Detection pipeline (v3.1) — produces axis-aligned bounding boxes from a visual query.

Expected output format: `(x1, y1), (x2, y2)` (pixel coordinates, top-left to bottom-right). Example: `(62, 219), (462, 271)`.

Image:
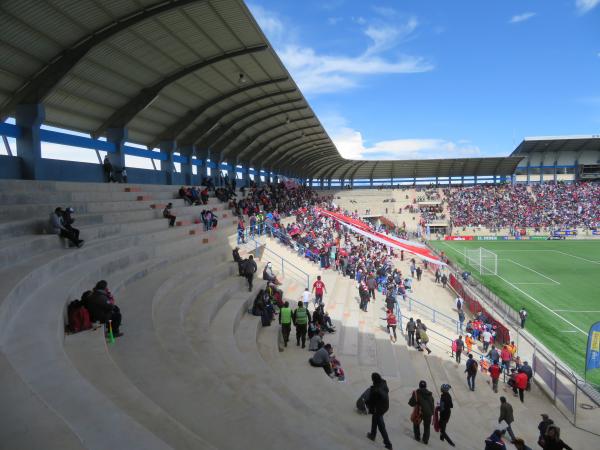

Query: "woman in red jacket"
(385, 309), (397, 343)
(513, 371), (528, 403)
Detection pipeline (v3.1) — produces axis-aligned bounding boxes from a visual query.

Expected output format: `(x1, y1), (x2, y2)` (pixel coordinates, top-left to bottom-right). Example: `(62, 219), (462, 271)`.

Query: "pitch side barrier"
(427, 244), (600, 434)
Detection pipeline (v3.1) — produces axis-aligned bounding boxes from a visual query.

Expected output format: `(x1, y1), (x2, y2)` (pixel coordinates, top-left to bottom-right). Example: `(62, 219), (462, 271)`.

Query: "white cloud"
(364, 17), (418, 55)
(322, 113), (480, 160)
(509, 12), (536, 23)
(575, 0), (600, 14)
(327, 17), (343, 25)
(249, 5), (432, 94)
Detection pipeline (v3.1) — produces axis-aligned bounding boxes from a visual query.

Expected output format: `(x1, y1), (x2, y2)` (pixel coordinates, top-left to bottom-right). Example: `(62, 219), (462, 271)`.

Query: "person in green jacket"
(293, 300), (310, 348)
(279, 301), (292, 347)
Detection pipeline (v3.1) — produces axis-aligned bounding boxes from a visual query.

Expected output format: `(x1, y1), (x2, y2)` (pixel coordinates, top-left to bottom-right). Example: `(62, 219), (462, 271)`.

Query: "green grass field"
(430, 239), (600, 384)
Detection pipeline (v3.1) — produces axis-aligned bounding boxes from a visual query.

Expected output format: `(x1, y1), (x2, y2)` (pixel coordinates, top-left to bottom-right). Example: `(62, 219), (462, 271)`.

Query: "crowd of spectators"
(444, 182), (600, 230)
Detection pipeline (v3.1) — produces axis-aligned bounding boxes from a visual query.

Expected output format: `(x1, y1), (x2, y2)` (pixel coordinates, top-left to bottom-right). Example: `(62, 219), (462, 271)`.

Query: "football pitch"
(429, 239), (600, 384)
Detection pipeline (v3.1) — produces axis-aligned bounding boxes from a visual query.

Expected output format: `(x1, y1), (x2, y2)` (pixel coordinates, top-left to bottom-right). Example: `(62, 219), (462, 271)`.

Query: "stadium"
(0, 1), (599, 449)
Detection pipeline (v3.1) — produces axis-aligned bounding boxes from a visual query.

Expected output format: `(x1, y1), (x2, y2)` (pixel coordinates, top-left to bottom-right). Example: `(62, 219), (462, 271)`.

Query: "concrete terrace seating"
(1, 180), (596, 449)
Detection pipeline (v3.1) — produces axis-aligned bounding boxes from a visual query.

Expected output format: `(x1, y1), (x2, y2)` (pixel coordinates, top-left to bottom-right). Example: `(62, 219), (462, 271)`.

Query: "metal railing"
(404, 294), (461, 335)
(238, 223), (311, 289)
(426, 244), (600, 433)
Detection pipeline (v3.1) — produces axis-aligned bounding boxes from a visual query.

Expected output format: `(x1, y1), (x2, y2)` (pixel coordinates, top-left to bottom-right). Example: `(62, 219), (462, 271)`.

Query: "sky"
(248, 0), (600, 160)
(1, 0), (599, 166)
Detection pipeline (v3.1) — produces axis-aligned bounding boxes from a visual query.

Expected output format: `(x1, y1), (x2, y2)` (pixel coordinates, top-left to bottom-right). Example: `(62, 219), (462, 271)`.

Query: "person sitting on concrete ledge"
(309, 330), (324, 351)
(313, 304), (336, 333)
(309, 343), (334, 377)
(50, 207), (84, 248)
(87, 280), (123, 338)
(61, 207), (81, 243)
(163, 203), (176, 227)
(262, 262), (282, 285)
(178, 186), (193, 205)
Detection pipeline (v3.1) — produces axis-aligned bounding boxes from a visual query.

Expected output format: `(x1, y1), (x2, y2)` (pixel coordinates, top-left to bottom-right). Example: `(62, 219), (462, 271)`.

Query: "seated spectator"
(262, 262), (282, 285)
(50, 207), (84, 247)
(61, 207), (81, 242)
(163, 203), (176, 227)
(87, 280), (122, 337)
(309, 343), (334, 377)
(309, 330), (324, 351)
(179, 186), (193, 205)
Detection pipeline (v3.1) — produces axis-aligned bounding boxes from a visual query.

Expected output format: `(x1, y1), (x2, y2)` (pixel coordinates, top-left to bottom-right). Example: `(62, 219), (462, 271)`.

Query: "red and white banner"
(316, 208), (445, 265)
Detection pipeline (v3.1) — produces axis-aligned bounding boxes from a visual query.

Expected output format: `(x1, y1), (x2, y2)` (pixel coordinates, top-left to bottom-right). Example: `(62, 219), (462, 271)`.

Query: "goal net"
(464, 247), (498, 275)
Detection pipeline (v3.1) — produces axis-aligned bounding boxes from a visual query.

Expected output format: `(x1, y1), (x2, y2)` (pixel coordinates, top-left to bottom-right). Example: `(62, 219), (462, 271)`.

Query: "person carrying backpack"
(465, 353), (478, 391)
(366, 372), (393, 450)
(408, 380), (434, 444)
(67, 299), (92, 333)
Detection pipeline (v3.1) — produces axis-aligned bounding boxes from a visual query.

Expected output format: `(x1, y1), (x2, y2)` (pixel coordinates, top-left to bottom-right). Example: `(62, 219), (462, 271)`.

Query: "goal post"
(464, 247), (498, 276)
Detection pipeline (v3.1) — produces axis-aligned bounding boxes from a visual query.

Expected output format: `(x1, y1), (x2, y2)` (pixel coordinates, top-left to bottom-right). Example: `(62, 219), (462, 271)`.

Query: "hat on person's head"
(67, 207), (74, 213)
(371, 372), (382, 383)
(419, 380), (427, 389)
(441, 384), (451, 392)
(267, 262), (272, 267)
(541, 413), (549, 419)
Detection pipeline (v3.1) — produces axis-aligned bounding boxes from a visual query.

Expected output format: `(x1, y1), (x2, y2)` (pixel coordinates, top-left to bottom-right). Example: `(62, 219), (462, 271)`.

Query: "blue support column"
(159, 140), (176, 185)
(106, 127), (127, 174)
(15, 104), (45, 180)
(179, 144), (195, 185)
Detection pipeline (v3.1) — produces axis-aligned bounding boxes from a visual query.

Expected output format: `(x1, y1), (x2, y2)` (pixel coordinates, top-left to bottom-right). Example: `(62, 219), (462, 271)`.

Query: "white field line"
(553, 310), (600, 313)
(506, 259), (560, 285)
(559, 330), (578, 333)
(495, 273), (588, 336)
(551, 250), (600, 265)
(513, 282), (554, 285)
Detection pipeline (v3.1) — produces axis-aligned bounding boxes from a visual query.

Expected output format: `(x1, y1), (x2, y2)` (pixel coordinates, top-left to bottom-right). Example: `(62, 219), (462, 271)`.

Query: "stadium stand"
(1, 1), (599, 449)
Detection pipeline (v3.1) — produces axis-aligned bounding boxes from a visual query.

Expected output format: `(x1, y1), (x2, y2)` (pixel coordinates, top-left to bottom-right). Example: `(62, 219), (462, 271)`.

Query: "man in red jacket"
(513, 371), (528, 403)
(489, 361), (501, 393)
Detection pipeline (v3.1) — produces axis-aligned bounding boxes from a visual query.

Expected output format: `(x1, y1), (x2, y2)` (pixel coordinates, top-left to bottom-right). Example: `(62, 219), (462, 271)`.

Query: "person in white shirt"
(482, 329), (492, 351)
(302, 288), (311, 308)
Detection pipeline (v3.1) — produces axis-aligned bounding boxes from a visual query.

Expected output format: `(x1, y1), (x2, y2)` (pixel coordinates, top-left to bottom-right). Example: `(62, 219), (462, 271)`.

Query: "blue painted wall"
(0, 155), (22, 179)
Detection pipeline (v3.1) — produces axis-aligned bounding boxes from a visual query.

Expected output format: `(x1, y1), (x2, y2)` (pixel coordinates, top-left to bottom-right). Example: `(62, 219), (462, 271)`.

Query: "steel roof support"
(151, 78), (290, 147)
(0, 0), (202, 120)
(229, 116), (314, 162)
(255, 132), (324, 167)
(200, 98), (302, 149)
(264, 136), (328, 168)
(94, 45), (268, 137)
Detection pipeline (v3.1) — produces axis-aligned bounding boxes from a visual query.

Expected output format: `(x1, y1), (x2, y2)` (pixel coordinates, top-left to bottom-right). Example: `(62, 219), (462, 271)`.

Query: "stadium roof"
(511, 135), (600, 156)
(0, 0), (522, 179)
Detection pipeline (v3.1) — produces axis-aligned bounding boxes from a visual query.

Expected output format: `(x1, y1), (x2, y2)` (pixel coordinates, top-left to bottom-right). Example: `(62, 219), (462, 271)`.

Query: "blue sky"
(249, 0), (600, 160)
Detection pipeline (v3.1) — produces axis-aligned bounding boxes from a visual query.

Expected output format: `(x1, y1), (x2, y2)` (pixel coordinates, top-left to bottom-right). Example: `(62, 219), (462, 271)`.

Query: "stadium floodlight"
(464, 247), (498, 276)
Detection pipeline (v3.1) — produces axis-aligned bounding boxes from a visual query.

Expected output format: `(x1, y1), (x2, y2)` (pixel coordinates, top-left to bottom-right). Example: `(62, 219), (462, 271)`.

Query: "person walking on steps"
(366, 372), (393, 450)
(384, 309), (397, 343)
(293, 300), (310, 348)
(279, 301), (292, 347)
(406, 317), (416, 347)
(489, 361), (501, 393)
(465, 353), (478, 391)
(439, 384), (455, 447)
(498, 396), (516, 441)
(408, 380), (434, 444)
(452, 335), (463, 364)
(243, 255), (257, 292)
(312, 275), (326, 305)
